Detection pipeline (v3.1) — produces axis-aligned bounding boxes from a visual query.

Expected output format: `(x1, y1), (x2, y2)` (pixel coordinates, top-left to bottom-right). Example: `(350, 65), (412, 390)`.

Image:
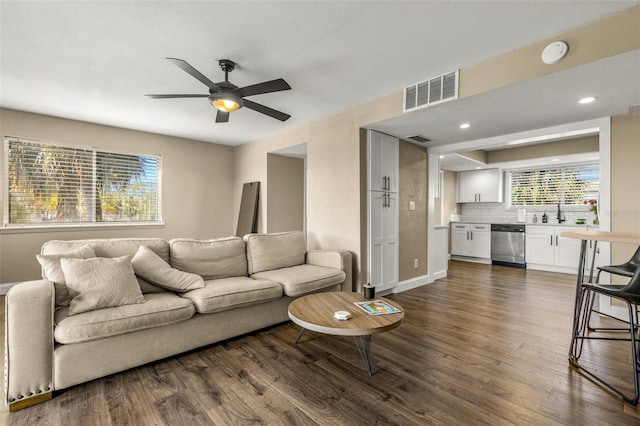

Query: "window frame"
(3, 136), (163, 230)
(506, 162), (599, 211)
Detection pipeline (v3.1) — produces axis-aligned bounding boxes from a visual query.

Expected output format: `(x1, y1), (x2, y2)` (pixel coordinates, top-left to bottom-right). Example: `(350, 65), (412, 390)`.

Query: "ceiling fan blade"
(166, 57), (218, 91)
(236, 78), (291, 97)
(216, 110), (230, 123)
(243, 99), (291, 122)
(145, 94), (209, 99)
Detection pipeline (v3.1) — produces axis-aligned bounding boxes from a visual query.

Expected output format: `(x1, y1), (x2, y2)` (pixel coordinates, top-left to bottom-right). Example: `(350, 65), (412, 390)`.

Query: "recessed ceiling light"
(578, 97), (596, 104)
(551, 158), (559, 162)
(439, 155), (445, 159)
(475, 166), (482, 170)
(460, 123), (470, 129)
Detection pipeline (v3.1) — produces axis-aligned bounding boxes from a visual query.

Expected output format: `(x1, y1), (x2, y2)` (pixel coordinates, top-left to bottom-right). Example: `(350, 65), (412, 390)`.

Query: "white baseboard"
(431, 270), (448, 281)
(394, 275), (430, 294)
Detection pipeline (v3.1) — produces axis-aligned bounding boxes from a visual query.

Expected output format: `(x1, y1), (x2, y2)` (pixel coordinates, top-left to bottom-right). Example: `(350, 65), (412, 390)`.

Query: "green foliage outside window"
(510, 164), (599, 207)
(5, 138), (160, 225)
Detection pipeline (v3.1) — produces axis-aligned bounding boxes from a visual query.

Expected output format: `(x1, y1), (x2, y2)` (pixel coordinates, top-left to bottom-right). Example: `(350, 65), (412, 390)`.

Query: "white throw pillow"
(61, 256), (145, 316)
(36, 244), (96, 307)
(131, 245), (204, 292)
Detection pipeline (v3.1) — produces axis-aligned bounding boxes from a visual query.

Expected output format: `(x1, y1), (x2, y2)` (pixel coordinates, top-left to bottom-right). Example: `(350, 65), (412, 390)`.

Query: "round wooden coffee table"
(288, 292), (404, 375)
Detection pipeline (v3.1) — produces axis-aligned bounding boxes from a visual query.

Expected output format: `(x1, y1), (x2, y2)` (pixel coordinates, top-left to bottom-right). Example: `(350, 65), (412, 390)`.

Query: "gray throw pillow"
(131, 245), (204, 292)
(36, 244), (96, 307)
(61, 256), (145, 316)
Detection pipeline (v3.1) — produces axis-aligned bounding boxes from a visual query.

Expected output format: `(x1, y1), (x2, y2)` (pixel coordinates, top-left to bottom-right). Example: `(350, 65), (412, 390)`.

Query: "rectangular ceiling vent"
(404, 70), (459, 113)
(406, 135), (432, 143)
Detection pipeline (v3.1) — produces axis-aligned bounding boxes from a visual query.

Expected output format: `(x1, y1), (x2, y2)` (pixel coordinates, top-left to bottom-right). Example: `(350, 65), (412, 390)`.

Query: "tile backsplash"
(459, 202), (598, 225)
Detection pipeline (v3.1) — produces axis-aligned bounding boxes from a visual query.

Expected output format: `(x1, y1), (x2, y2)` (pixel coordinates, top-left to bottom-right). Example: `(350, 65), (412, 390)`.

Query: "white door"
(368, 191), (398, 292)
(451, 229), (470, 256)
(382, 135), (399, 193)
(469, 230), (491, 258)
(381, 192), (399, 292)
(555, 227), (583, 269)
(368, 191), (385, 288)
(526, 233), (555, 265)
(368, 131), (385, 192)
(457, 171), (477, 203)
(476, 169), (502, 203)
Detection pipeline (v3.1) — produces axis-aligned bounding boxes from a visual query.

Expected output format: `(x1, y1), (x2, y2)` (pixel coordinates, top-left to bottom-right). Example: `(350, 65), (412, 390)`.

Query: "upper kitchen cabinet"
(368, 130), (399, 193)
(456, 169), (503, 203)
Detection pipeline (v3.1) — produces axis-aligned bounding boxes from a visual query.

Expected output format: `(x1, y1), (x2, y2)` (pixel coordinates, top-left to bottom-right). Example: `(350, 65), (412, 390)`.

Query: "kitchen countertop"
(450, 221), (597, 227)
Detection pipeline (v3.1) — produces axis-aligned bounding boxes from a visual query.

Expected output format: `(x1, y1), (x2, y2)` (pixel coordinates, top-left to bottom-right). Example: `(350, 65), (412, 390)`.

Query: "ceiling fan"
(146, 58), (291, 123)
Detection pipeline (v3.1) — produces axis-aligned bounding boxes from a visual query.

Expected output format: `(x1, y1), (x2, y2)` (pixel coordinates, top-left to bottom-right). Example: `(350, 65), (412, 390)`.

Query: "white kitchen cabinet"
(367, 130), (399, 293)
(450, 223), (490, 259)
(368, 190), (398, 293)
(526, 225), (595, 273)
(368, 130), (398, 193)
(451, 223), (471, 256)
(456, 169), (503, 203)
(525, 226), (555, 265)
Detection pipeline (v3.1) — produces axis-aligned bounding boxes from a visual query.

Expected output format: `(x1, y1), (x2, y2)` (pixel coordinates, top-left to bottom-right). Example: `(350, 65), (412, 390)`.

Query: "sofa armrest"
(306, 250), (353, 292)
(5, 280), (55, 410)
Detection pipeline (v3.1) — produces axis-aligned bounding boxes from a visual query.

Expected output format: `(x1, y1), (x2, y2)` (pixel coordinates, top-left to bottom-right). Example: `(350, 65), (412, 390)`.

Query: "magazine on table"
(354, 300), (401, 316)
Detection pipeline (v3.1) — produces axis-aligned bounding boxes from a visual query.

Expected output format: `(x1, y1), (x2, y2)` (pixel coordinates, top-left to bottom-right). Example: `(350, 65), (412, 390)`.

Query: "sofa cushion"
(61, 256), (146, 316)
(251, 264), (346, 297)
(42, 237), (170, 261)
(180, 277), (282, 314)
(54, 292), (195, 344)
(36, 244), (96, 307)
(132, 245), (204, 292)
(42, 238), (170, 294)
(169, 237), (247, 279)
(244, 231), (306, 274)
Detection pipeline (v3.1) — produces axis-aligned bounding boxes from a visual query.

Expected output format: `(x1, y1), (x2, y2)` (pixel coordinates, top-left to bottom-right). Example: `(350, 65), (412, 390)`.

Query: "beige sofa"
(4, 231), (352, 411)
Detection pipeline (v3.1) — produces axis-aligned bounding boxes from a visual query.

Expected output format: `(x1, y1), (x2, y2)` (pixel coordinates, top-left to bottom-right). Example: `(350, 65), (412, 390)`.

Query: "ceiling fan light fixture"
(208, 94), (243, 112)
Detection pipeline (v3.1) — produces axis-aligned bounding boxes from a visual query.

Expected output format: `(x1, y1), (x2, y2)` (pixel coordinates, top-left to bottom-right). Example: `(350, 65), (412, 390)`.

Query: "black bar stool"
(571, 266), (640, 405)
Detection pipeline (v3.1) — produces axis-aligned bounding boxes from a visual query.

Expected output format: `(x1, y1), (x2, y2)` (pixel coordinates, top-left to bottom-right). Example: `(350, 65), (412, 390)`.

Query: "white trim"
(394, 275), (429, 293)
(429, 118), (603, 154)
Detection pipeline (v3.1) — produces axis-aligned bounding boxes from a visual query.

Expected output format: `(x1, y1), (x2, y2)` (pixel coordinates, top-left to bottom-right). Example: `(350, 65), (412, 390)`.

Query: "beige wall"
(398, 141), (428, 280)
(266, 154), (304, 233)
(0, 108), (235, 282)
(486, 136), (599, 163)
(234, 93), (403, 288)
(610, 113), (640, 268)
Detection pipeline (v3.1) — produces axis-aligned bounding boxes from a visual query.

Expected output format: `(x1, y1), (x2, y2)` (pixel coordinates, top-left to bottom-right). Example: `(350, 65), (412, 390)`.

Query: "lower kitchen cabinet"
(526, 225), (595, 273)
(451, 223), (491, 260)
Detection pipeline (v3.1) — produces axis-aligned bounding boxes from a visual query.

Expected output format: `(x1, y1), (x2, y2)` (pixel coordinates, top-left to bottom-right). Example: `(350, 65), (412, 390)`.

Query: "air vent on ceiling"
(406, 135), (432, 143)
(404, 70), (459, 112)
(629, 104), (640, 114)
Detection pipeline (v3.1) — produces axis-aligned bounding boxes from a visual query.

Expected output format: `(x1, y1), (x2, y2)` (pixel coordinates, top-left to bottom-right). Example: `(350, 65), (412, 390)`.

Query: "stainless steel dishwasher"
(491, 223), (526, 267)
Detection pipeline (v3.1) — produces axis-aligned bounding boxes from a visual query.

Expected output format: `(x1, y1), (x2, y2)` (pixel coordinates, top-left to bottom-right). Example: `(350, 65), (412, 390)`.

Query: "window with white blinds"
(509, 164), (599, 207)
(5, 137), (161, 226)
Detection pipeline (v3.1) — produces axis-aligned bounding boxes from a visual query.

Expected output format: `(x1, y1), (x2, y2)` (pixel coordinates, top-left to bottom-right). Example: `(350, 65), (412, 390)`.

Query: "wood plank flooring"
(3, 261), (640, 425)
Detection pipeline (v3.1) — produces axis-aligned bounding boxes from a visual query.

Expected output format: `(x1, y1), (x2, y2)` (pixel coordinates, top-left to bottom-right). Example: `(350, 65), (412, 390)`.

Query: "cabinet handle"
(470, 231), (473, 240)
(382, 176), (386, 191)
(550, 235), (553, 246)
(555, 235), (559, 246)
(477, 193), (481, 202)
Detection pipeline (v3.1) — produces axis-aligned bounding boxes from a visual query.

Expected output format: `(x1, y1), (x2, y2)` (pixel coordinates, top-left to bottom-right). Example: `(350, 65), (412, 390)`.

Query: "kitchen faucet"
(557, 203), (565, 223)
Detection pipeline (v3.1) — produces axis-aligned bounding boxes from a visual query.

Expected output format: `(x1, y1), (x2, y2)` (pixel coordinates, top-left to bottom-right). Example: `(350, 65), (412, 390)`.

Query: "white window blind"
(510, 164), (599, 207)
(5, 137), (160, 226)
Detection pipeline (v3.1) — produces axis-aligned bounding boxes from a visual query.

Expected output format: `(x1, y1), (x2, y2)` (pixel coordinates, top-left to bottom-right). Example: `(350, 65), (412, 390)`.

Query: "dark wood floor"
(4, 261), (640, 425)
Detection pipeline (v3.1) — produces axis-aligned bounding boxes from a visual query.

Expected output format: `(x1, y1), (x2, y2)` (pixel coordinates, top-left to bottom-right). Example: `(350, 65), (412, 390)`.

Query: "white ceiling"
(1, 1), (638, 147)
